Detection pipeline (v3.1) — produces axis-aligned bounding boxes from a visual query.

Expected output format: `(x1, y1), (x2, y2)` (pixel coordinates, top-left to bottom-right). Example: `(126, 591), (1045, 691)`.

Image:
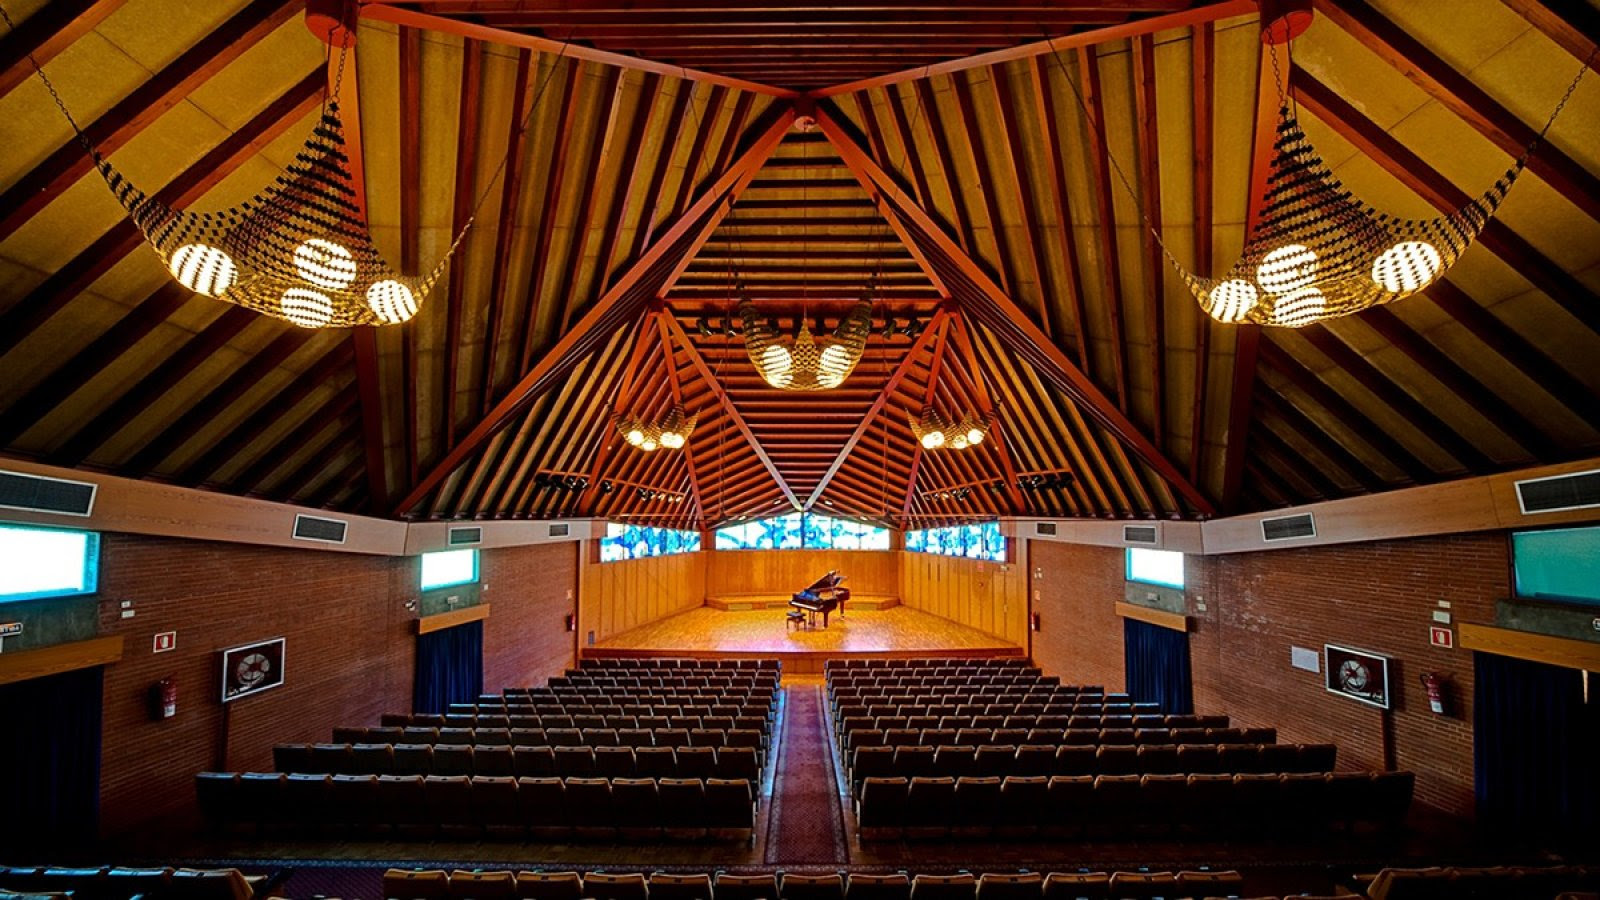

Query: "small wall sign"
(0, 622), (22, 638)
(153, 631), (177, 653)
(1429, 626), (1454, 649)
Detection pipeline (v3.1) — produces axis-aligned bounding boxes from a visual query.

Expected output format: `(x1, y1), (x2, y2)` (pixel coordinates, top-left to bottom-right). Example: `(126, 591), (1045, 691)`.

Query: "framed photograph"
(1324, 644), (1391, 709)
(220, 637), (286, 703)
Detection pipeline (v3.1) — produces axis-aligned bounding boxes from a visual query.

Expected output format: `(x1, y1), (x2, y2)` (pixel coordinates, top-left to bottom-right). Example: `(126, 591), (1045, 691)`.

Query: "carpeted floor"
(764, 686), (848, 864)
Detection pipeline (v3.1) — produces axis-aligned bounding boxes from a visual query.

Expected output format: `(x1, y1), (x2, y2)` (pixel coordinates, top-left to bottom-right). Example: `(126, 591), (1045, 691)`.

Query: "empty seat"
(553, 746), (596, 776)
(1014, 745), (1057, 777)
(716, 745), (760, 781)
(424, 775), (475, 832)
(857, 776), (909, 839)
(676, 746), (717, 779)
(648, 873), (711, 900)
(1040, 872), (1108, 900)
(998, 775), (1049, 835)
(715, 873), (778, 900)
(594, 746), (637, 778)
(385, 869), (451, 900)
(474, 745), (515, 777)
(611, 777), (661, 837)
(1174, 870), (1244, 898)
(1095, 745), (1140, 776)
(582, 873), (649, 900)
(516, 777), (567, 836)
(904, 776), (956, 838)
(952, 775), (1002, 837)
(974, 873), (1040, 900)
(635, 746), (678, 778)
(1105, 871), (1176, 900)
(451, 870), (518, 900)
(704, 777), (755, 833)
(847, 874), (911, 900)
(393, 744), (434, 775)
(783, 873), (846, 900)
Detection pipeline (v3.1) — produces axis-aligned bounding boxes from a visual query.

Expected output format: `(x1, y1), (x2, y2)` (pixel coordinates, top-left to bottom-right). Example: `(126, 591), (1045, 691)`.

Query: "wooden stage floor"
(588, 606), (1023, 673)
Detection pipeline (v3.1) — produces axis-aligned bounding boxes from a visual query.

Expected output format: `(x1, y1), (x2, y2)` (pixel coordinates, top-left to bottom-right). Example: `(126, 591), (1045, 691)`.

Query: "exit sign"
(153, 631), (177, 653)
(0, 622), (22, 638)
(1429, 625), (1454, 649)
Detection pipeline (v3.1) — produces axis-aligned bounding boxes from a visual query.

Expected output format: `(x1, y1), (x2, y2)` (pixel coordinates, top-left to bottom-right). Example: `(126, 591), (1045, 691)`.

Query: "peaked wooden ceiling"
(1, 0), (1597, 529)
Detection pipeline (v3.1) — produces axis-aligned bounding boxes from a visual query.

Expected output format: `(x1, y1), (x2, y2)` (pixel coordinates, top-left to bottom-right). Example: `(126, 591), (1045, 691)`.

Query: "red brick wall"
(1028, 532), (1508, 820)
(92, 534), (578, 839)
(1028, 541), (1127, 691)
(1191, 533), (1505, 819)
(481, 542), (578, 692)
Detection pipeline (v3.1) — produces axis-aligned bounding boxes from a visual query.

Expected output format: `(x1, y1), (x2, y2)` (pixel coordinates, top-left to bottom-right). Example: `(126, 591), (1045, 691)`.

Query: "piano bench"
(785, 610), (807, 631)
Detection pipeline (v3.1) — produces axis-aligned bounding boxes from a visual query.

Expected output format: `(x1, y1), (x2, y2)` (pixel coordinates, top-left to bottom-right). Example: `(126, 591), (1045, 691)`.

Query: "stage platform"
(585, 606), (1024, 674)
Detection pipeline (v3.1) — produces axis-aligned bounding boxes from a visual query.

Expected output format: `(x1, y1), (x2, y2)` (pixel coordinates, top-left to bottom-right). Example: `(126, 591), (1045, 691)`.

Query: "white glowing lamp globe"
(760, 344), (793, 388)
(1206, 279), (1259, 323)
(966, 427), (986, 446)
(920, 430), (945, 450)
(819, 343), (853, 374)
(640, 437), (659, 452)
(1371, 240), (1443, 295)
(660, 431), (685, 449)
(367, 280), (418, 323)
(281, 287), (334, 328)
(950, 434), (970, 450)
(1256, 243), (1319, 293)
(625, 428), (646, 447)
(168, 243), (237, 297)
(293, 238), (358, 290)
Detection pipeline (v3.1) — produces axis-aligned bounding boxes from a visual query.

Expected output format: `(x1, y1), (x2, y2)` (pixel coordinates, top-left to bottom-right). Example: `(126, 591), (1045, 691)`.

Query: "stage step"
(705, 593), (900, 612)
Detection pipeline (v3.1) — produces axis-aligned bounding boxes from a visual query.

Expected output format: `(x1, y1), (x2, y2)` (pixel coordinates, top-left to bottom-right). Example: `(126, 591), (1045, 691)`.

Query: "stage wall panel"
(579, 550), (707, 644)
(899, 552), (1027, 647)
(706, 549), (899, 598)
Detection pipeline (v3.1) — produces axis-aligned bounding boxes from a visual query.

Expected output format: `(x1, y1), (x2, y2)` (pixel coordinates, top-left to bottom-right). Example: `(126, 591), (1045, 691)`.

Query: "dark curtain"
(1123, 617), (1194, 715)
(0, 665), (104, 849)
(1473, 651), (1599, 843)
(414, 619), (484, 715)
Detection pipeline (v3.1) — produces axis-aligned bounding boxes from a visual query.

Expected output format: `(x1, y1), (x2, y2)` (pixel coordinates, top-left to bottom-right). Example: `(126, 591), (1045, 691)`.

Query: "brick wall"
(1028, 532), (1508, 820)
(1191, 533), (1504, 819)
(481, 542), (578, 693)
(1027, 540), (1127, 691)
(91, 533), (578, 839)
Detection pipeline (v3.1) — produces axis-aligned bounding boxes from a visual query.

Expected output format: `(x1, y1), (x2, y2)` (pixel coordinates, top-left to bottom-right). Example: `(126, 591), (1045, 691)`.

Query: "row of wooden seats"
(273, 742), (762, 781)
(442, 701), (775, 718)
(0, 868), (270, 900)
(836, 712), (1216, 734)
(575, 658), (779, 669)
(351, 723), (770, 748)
(472, 689), (777, 707)
(840, 727), (1271, 756)
(194, 773), (756, 841)
(830, 693), (1141, 712)
(1357, 866), (1600, 900)
(382, 869), (1248, 900)
(848, 742), (1336, 789)
(825, 657), (1031, 669)
(417, 712), (774, 734)
(547, 673), (778, 688)
(829, 681), (1066, 698)
(854, 771), (1413, 839)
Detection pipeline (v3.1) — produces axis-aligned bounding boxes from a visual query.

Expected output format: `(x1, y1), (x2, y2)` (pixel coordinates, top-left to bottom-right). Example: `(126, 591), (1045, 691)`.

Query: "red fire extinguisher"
(1419, 671), (1447, 716)
(149, 676), (177, 720)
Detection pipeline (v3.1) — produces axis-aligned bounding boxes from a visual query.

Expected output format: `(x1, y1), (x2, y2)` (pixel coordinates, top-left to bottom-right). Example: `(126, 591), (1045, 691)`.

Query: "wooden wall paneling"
(705, 549), (899, 599)
(897, 551), (1026, 646)
(578, 549), (708, 646)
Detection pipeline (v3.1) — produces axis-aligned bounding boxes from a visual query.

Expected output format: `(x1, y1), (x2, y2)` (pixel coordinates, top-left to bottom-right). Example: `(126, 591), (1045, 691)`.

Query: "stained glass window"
(713, 513), (890, 550)
(905, 521), (1006, 562)
(599, 523), (702, 562)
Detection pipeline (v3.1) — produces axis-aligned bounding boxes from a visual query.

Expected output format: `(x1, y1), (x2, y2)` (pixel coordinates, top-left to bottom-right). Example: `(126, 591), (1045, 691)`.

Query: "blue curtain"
(414, 619), (484, 715)
(1473, 651), (1599, 842)
(0, 665), (104, 849)
(1123, 617), (1194, 714)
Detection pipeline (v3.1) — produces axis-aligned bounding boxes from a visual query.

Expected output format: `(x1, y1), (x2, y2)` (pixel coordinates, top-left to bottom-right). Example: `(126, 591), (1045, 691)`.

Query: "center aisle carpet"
(764, 686), (848, 864)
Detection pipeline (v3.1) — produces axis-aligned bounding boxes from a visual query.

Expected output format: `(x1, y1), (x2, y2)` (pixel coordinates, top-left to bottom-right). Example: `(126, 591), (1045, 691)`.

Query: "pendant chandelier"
(616, 405), (697, 452)
(739, 301), (873, 391)
(1182, 108), (1518, 327)
(908, 409), (992, 450)
(99, 100), (454, 328)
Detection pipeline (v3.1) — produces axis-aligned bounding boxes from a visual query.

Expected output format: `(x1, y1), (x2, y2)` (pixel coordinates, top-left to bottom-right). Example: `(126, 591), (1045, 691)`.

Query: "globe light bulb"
(625, 428), (645, 447)
(951, 434), (969, 450)
(280, 287), (333, 328)
(1206, 279), (1259, 323)
(1256, 243), (1319, 293)
(660, 431), (685, 449)
(168, 243), (237, 297)
(921, 431), (945, 450)
(640, 437), (658, 452)
(367, 279), (418, 323)
(966, 427), (986, 445)
(293, 238), (358, 290)
(1371, 240), (1443, 295)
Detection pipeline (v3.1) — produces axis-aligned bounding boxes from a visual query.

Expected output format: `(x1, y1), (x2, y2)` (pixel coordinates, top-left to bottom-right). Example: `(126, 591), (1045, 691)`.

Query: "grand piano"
(790, 570), (850, 628)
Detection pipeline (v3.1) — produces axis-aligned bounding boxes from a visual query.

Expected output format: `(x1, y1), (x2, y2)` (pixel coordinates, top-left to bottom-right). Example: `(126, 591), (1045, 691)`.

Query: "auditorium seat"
(352, 742), (397, 774)
(517, 777), (567, 837)
(1040, 872), (1108, 900)
(676, 746), (718, 779)
(394, 743), (434, 775)
(564, 777), (614, 836)
(450, 870), (517, 900)
(474, 745), (515, 777)
(704, 777), (756, 837)
(904, 776), (956, 838)
(513, 745), (556, 777)
(997, 775), (1048, 836)
(714, 873), (778, 900)
(857, 776), (908, 839)
(194, 772), (238, 829)
(716, 746), (760, 781)
(846, 874), (910, 900)
(952, 775), (1001, 837)
(782, 873), (845, 900)
(635, 746), (678, 778)
(554, 746), (596, 776)
(581, 874), (648, 900)
(330, 773), (381, 831)
(647, 873), (711, 900)
(385, 869), (452, 900)
(1174, 870), (1244, 897)
(657, 777), (707, 835)
(612, 777), (661, 838)
(974, 874), (1039, 900)
(1105, 871), (1175, 900)
(594, 746), (637, 778)
(426, 775), (476, 834)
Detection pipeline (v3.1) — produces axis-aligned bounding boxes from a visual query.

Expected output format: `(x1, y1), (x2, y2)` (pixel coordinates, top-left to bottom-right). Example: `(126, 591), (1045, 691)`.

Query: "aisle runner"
(764, 686), (848, 864)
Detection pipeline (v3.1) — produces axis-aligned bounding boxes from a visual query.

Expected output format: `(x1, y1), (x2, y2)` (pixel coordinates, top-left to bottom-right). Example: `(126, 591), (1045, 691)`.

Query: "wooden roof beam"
(1319, 0), (1600, 224)
(813, 0), (1254, 97)
(1188, 21), (1216, 487)
(1074, 46), (1130, 413)
(948, 311), (1028, 514)
(1499, 0), (1600, 63)
(0, 0), (128, 100)
(817, 105), (1214, 516)
(391, 105), (796, 516)
(359, 3), (798, 97)
(479, 49), (539, 417)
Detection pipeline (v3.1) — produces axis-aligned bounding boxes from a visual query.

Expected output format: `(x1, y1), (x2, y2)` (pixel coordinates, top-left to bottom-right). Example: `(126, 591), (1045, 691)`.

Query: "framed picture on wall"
(1324, 644), (1391, 709)
(221, 637), (286, 703)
